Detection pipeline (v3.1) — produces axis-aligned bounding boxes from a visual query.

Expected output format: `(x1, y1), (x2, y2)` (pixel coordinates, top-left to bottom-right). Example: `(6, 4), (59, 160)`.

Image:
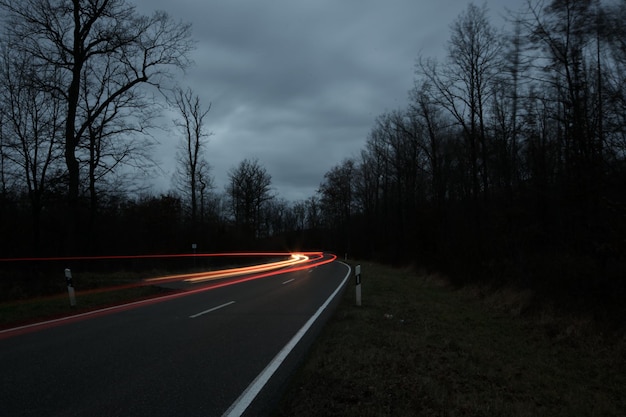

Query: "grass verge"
(0, 284), (173, 329)
(273, 261), (626, 417)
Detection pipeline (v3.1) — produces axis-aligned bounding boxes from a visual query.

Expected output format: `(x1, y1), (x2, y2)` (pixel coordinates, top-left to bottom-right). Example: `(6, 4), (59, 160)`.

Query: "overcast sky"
(137, 0), (524, 202)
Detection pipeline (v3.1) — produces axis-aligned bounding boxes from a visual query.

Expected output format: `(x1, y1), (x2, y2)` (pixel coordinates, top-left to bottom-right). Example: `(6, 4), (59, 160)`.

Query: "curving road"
(0, 254), (350, 417)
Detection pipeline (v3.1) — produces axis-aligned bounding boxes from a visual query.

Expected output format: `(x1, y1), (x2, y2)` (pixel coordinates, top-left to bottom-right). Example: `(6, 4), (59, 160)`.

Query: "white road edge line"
(189, 301), (236, 319)
(221, 261), (351, 417)
(281, 278), (295, 285)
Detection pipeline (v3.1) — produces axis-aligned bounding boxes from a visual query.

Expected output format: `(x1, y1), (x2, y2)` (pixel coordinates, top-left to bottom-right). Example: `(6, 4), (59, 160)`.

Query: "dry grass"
(0, 278), (173, 329)
(274, 262), (626, 417)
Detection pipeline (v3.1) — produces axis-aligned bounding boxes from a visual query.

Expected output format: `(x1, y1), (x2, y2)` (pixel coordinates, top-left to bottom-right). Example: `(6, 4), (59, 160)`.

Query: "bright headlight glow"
(143, 252), (313, 285)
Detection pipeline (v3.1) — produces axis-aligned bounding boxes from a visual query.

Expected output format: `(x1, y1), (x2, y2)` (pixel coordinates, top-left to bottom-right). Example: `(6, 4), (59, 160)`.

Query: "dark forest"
(1, 1), (625, 321)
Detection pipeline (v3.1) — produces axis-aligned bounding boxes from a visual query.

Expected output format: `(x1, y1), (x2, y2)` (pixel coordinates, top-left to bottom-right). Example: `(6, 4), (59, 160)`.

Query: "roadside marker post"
(65, 268), (76, 307)
(355, 264), (361, 306)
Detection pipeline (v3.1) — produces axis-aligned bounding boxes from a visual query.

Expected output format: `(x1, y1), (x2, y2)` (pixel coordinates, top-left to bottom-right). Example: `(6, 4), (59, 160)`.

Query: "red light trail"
(0, 251), (316, 262)
(144, 253), (313, 285)
(0, 252), (337, 339)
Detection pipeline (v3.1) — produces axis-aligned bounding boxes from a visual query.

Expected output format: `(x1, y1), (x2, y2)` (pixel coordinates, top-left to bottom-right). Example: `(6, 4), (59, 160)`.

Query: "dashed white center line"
(282, 278), (295, 285)
(189, 301), (235, 319)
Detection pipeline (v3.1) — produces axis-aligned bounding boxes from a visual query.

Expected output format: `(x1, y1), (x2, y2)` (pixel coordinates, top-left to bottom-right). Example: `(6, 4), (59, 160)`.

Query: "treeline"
(317, 1), (626, 317)
(0, 156), (321, 256)
(0, 0), (322, 257)
(0, 0), (195, 255)
(2, 1), (626, 318)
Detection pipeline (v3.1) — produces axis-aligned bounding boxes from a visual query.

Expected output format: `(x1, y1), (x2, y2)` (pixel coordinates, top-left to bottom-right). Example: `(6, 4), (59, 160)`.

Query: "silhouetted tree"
(80, 52), (161, 247)
(227, 158), (273, 240)
(0, 0), (194, 253)
(0, 43), (65, 254)
(318, 158), (355, 253)
(171, 87), (214, 227)
(418, 3), (502, 200)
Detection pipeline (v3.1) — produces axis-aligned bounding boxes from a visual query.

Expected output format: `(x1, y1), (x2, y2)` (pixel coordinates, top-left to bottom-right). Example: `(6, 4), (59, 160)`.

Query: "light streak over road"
(0, 253), (348, 416)
(144, 253), (311, 285)
(0, 252), (336, 339)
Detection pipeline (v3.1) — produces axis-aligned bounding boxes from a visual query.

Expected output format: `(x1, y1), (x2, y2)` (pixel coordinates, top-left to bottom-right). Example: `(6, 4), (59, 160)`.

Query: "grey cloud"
(138, 0), (525, 200)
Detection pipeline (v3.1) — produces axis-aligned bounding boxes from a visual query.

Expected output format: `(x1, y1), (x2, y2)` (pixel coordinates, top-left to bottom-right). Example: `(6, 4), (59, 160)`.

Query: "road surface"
(0, 255), (350, 417)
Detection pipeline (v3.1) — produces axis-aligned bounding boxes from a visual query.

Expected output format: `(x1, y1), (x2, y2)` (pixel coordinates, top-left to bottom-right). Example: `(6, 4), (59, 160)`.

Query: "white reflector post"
(65, 268), (76, 307)
(355, 264), (361, 306)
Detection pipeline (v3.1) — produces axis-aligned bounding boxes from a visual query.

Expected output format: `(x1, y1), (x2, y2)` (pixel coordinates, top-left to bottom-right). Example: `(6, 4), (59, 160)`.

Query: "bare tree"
(305, 195), (320, 230)
(519, 0), (614, 234)
(409, 81), (453, 208)
(171, 87), (213, 226)
(79, 55), (161, 242)
(318, 158), (355, 235)
(0, 43), (65, 253)
(0, 0), (194, 251)
(226, 158), (273, 240)
(488, 15), (532, 195)
(0, 104), (13, 197)
(418, 3), (502, 199)
(604, 1), (626, 156)
(291, 200), (307, 231)
(261, 198), (288, 238)
(524, 0), (599, 180)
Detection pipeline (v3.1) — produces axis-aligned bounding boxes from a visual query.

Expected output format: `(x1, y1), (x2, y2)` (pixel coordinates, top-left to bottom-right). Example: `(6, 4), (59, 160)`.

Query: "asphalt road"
(0, 256), (350, 417)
